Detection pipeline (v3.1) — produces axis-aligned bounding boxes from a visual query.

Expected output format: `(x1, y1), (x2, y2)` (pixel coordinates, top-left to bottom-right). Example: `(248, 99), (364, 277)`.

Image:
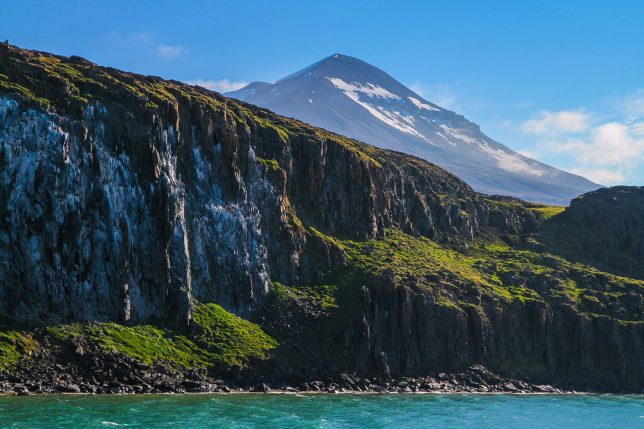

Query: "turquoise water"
(0, 394), (641, 428)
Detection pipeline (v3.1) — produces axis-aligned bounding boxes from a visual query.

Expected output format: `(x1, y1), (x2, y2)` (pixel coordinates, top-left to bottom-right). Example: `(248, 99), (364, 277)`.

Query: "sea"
(0, 393), (641, 428)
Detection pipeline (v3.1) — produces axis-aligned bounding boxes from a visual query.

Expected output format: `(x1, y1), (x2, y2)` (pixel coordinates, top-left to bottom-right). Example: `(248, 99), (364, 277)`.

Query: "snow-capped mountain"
(226, 54), (599, 205)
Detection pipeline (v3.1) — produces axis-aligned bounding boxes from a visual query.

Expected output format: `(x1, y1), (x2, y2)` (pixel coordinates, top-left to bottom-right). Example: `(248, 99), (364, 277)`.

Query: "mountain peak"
(227, 55), (599, 205)
(275, 53), (405, 90)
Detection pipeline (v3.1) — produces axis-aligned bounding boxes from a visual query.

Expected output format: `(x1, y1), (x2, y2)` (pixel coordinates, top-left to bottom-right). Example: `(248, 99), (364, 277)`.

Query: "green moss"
(272, 281), (338, 312)
(257, 157), (282, 172)
(308, 226), (346, 251)
(46, 323), (210, 368)
(485, 197), (564, 221)
(43, 303), (277, 371)
(0, 330), (38, 371)
(0, 79), (51, 108)
(341, 229), (513, 305)
(192, 303), (277, 368)
(476, 244), (643, 321)
(529, 205), (566, 220)
(255, 117), (290, 142)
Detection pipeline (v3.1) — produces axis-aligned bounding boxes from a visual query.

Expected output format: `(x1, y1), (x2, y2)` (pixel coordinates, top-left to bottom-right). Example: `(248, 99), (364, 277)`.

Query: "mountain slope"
(227, 54), (600, 205)
(0, 45), (641, 393)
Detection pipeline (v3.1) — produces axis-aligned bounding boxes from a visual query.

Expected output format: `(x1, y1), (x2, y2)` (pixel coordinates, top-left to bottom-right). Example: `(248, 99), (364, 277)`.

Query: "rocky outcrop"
(537, 186), (644, 280)
(344, 281), (642, 390)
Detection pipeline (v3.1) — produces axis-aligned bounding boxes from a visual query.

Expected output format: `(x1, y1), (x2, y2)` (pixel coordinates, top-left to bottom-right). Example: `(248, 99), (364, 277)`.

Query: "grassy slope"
(271, 228), (642, 325)
(1, 304), (276, 373)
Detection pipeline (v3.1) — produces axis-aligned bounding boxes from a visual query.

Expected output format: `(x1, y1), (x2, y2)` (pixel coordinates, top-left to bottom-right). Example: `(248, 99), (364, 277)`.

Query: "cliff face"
(0, 45), (641, 391)
(0, 44), (494, 326)
(345, 270), (642, 388)
(536, 186), (644, 280)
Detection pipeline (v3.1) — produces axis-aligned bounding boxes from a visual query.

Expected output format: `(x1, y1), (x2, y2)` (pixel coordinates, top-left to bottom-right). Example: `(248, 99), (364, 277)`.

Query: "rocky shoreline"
(2, 364), (633, 396)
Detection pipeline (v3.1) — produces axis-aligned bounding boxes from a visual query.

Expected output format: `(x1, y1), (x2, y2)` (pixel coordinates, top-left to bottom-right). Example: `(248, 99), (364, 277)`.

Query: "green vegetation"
(257, 157), (283, 173)
(46, 323), (211, 368)
(308, 228), (644, 321)
(475, 243), (643, 320)
(341, 229), (514, 305)
(254, 116), (290, 142)
(484, 197), (565, 221)
(0, 73), (51, 108)
(272, 281), (339, 313)
(191, 303), (277, 368)
(0, 329), (37, 371)
(529, 205), (565, 220)
(43, 303), (277, 371)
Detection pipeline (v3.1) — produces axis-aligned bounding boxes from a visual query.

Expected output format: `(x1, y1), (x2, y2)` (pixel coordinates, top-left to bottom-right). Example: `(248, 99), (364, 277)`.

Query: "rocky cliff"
(535, 186), (644, 280)
(0, 45), (641, 393)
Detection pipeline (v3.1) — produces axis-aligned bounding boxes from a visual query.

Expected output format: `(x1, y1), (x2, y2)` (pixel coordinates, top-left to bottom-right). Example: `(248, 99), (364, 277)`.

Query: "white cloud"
(524, 110), (644, 185)
(128, 32), (153, 44)
(186, 79), (248, 93)
(155, 44), (187, 60)
(408, 82), (459, 111)
(545, 123), (644, 169)
(614, 89), (644, 122)
(632, 121), (644, 136)
(517, 149), (541, 159)
(570, 168), (625, 185)
(521, 110), (590, 135)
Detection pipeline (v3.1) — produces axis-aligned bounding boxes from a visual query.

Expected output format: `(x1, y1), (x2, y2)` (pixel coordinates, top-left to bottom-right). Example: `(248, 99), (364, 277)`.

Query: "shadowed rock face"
(0, 45), (641, 392)
(343, 277), (642, 389)
(537, 186), (644, 280)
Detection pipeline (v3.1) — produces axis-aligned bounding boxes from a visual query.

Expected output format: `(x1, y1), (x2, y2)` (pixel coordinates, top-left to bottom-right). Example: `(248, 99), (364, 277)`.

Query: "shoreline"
(1, 390), (641, 397)
(3, 360), (640, 396)
(2, 377), (639, 396)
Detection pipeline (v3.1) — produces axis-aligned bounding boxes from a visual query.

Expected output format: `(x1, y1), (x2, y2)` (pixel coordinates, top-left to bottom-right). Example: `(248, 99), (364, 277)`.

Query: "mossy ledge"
(1, 304), (276, 381)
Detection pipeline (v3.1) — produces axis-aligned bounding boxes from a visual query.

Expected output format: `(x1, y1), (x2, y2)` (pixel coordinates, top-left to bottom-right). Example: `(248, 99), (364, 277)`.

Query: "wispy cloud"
(408, 82), (459, 111)
(186, 79), (248, 93)
(612, 88), (644, 123)
(128, 32), (153, 44)
(517, 148), (541, 159)
(156, 44), (187, 60)
(570, 167), (625, 184)
(520, 104), (644, 184)
(521, 110), (590, 136)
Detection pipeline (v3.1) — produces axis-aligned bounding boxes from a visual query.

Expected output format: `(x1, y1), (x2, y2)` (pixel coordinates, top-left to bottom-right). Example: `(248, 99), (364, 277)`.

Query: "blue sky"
(3, 1), (643, 184)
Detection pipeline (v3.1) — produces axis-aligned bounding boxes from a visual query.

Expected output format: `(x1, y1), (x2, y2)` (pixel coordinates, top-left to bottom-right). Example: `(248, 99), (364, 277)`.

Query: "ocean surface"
(0, 393), (641, 428)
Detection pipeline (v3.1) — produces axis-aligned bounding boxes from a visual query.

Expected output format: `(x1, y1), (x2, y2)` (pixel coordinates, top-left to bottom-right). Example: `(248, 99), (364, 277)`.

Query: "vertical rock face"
(0, 96), (273, 324)
(344, 281), (643, 388)
(0, 45), (499, 326)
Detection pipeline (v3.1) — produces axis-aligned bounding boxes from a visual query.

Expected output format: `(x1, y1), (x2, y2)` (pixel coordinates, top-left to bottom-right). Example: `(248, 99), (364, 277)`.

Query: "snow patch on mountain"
(326, 76), (434, 144)
(326, 77), (400, 100)
(408, 97), (439, 111)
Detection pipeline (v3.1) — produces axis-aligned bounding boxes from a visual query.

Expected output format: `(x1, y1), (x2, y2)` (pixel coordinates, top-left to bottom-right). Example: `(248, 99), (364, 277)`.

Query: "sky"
(2, 0), (643, 185)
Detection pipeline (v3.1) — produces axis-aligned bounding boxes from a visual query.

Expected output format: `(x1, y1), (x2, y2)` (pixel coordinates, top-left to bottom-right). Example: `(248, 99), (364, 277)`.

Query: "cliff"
(0, 44), (641, 393)
(535, 186), (644, 280)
